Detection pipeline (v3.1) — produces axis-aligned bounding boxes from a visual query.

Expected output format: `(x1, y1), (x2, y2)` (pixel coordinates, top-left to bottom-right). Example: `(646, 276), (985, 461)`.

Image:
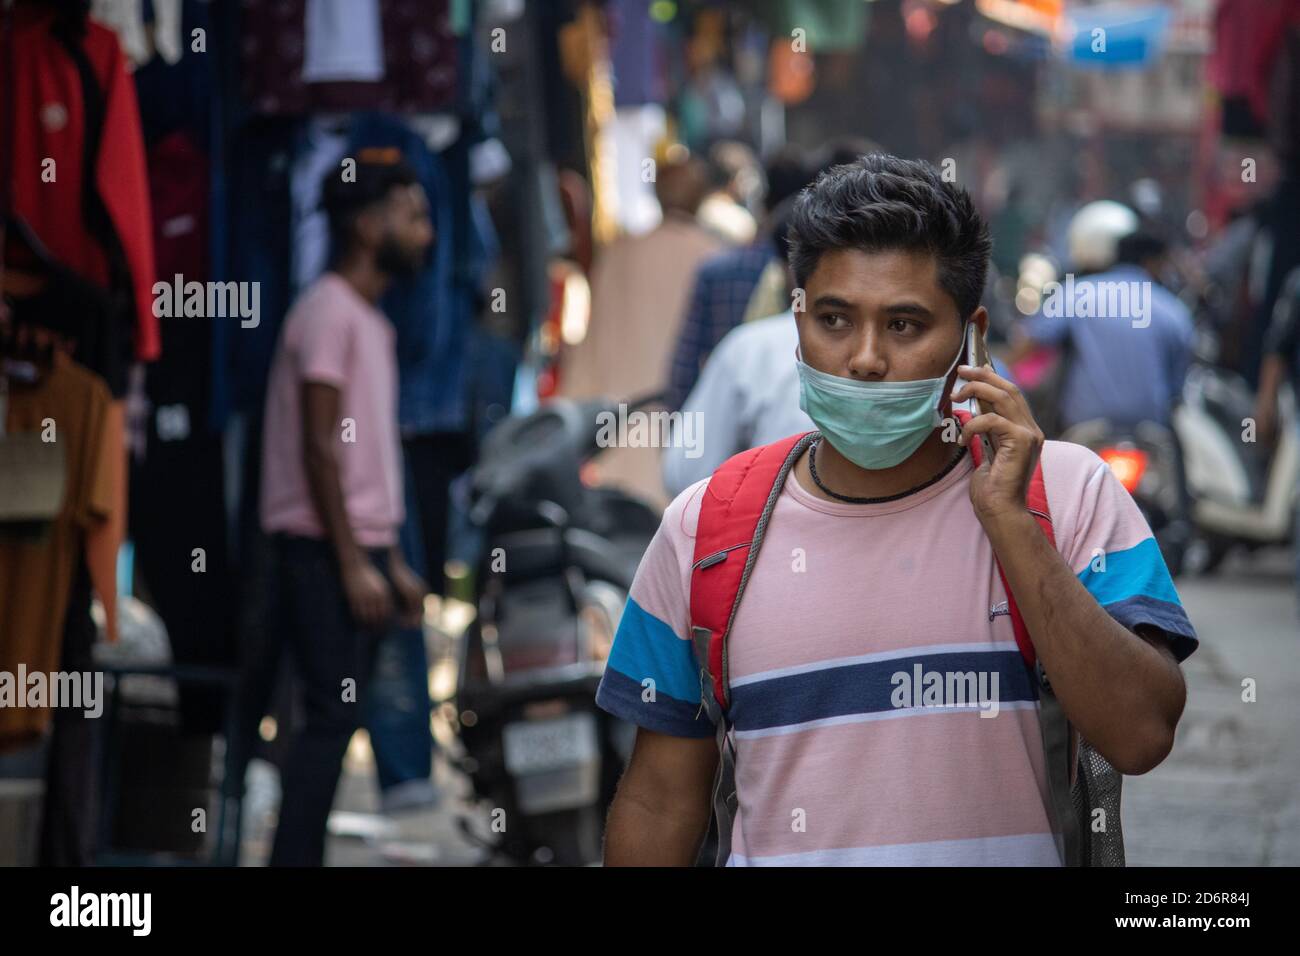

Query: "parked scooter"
(452, 395), (661, 865)
(1174, 359), (1299, 573)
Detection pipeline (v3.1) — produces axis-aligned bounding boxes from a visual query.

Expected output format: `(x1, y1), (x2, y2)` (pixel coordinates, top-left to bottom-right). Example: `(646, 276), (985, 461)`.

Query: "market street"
(238, 546), (1300, 868)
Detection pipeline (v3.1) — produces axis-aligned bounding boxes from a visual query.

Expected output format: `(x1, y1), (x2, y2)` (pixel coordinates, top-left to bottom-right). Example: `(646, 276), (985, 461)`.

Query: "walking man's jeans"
(269, 535), (389, 866)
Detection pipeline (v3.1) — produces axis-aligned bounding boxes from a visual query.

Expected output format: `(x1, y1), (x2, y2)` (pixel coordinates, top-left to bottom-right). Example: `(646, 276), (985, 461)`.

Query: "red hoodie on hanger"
(4, 6), (159, 362)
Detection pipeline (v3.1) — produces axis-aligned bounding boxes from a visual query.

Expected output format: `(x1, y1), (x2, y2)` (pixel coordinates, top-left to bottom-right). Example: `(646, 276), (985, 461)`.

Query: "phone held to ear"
(965, 322), (997, 463)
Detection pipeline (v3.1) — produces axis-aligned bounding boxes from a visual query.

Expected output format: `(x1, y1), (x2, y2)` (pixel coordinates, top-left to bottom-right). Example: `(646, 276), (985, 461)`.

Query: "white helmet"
(1067, 200), (1139, 272)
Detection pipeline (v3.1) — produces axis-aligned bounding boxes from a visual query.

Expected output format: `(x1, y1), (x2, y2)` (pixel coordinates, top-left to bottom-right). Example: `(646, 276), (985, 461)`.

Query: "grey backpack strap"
(1036, 665), (1084, 866)
(710, 719), (738, 867)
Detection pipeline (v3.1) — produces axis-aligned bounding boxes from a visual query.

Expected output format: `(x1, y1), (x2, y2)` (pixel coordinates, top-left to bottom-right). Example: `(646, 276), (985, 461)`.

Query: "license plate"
(503, 713), (598, 776)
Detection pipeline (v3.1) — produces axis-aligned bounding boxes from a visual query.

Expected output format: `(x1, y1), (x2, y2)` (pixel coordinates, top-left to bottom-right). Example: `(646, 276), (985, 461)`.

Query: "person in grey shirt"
(662, 311), (813, 497)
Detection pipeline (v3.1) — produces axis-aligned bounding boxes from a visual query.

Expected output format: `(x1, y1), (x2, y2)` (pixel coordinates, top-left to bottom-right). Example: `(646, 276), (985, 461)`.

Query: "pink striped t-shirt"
(596, 439), (1197, 866)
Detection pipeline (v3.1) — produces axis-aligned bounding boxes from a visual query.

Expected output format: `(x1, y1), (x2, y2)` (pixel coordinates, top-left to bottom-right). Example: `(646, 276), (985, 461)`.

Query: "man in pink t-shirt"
(258, 157), (434, 866)
(598, 155), (1197, 866)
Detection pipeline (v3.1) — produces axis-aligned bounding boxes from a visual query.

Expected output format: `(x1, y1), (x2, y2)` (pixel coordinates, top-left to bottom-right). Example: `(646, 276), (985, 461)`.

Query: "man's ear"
(972, 305), (990, 338)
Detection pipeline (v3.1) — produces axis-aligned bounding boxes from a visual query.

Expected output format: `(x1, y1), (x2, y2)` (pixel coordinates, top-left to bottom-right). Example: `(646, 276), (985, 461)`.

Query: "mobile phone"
(965, 322), (997, 462)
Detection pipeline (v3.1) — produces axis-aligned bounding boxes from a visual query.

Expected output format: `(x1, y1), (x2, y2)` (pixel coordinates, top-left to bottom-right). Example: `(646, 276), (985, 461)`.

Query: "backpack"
(687, 410), (1125, 867)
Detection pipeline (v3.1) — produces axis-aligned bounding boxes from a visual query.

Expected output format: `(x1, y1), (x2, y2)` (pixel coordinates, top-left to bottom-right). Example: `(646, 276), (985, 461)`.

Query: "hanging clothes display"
(128, 131), (234, 732)
(1209, 0), (1300, 137)
(0, 353), (115, 752)
(240, 0), (458, 116)
(3, 4), (159, 391)
(13, 0), (165, 654)
(302, 0), (386, 84)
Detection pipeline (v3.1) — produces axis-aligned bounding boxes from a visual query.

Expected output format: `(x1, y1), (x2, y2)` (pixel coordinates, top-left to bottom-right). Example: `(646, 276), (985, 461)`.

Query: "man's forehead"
(806, 247), (953, 312)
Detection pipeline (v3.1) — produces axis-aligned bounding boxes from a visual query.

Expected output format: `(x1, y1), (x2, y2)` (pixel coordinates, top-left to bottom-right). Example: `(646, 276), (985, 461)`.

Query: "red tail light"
(1099, 447), (1148, 493)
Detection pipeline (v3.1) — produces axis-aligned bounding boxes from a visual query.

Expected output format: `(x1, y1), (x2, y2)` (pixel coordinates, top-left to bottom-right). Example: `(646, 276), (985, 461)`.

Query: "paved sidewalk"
(1123, 548), (1300, 865)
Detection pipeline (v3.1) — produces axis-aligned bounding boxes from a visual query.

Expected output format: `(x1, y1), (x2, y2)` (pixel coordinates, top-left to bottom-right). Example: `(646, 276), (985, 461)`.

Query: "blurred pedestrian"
(697, 140), (762, 245)
(664, 144), (813, 410)
(1009, 204), (1195, 433)
(662, 209), (812, 496)
(558, 147), (722, 506)
(258, 157), (433, 866)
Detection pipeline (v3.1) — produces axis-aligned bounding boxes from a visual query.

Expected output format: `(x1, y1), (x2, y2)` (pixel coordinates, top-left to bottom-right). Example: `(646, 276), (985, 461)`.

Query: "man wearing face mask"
(596, 154), (1197, 866)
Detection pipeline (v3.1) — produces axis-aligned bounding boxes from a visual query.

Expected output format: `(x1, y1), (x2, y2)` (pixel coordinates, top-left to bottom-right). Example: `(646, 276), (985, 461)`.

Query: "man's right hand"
(342, 559), (393, 631)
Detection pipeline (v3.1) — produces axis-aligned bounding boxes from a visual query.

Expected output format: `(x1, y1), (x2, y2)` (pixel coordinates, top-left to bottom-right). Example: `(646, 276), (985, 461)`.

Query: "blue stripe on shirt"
(729, 649), (1037, 733)
(1078, 537), (1198, 660)
(1077, 537), (1181, 606)
(604, 596), (701, 705)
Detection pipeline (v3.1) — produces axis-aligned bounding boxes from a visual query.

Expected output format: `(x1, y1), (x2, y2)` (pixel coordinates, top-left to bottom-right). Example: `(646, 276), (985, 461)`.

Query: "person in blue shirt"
(1011, 204), (1196, 432)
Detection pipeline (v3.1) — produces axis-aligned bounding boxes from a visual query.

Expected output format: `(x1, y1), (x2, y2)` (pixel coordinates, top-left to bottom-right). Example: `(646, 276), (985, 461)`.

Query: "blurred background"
(0, 0), (1297, 867)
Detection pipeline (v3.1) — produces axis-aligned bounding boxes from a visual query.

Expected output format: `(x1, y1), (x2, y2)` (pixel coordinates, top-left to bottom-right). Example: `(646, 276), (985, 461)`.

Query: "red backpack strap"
(690, 431), (817, 716)
(954, 408), (1055, 671)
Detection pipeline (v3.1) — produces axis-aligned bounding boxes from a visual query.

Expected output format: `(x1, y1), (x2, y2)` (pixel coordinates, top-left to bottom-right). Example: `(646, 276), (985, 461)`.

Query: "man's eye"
(819, 313), (849, 329)
(888, 318), (918, 334)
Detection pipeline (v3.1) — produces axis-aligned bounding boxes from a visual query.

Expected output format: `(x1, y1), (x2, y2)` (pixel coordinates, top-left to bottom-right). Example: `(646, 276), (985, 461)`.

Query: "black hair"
(1116, 229), (1168, 268)
(763, 145), (814, 212)
(786, 153), (992, 320)
(322, 155), (420, 263)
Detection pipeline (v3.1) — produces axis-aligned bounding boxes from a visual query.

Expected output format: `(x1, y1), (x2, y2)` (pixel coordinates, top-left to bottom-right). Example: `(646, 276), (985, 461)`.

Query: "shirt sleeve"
(1022, 308), (1069, 347)
(294, 303), (352, 388)
(95, 26), (159, 362)
(595, 482), (718, 738)
(76, 381), (116, 529)
(1049, 442), (1199, 662)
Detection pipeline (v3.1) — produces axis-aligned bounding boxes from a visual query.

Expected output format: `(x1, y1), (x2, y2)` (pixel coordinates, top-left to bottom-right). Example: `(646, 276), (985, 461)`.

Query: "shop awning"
(1063, 2), (1172, 69)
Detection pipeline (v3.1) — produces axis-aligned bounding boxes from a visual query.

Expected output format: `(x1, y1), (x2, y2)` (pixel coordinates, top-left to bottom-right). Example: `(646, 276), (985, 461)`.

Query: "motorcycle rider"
(1008, 201), (1196, 434)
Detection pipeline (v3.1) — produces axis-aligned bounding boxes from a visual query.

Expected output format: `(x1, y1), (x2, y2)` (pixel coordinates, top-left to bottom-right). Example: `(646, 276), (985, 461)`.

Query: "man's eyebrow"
(883, 301), (935, 318)
(811, 295), (856, 310)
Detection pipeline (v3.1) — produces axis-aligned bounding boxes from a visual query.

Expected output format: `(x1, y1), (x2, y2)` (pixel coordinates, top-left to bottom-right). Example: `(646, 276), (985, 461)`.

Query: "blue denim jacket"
(347, 113), (470, 434)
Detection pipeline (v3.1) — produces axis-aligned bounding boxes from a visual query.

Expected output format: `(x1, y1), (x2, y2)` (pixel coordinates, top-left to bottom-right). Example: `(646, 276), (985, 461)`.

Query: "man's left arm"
(981, 510), (1184, 774)
(955, 365), (1189, 775)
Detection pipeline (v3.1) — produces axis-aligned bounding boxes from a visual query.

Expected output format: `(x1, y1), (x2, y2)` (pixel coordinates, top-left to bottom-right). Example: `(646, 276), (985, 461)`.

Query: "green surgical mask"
(796, 322), (968, 470)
